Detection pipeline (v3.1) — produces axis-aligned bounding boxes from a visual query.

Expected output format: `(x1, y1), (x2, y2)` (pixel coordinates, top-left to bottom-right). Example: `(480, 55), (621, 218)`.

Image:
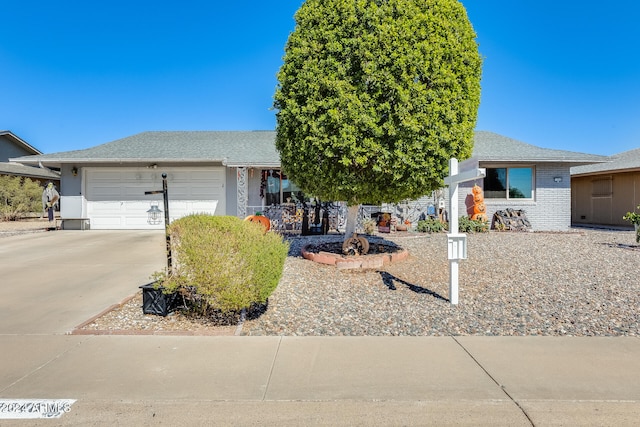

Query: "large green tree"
(274, 0), (482, 237)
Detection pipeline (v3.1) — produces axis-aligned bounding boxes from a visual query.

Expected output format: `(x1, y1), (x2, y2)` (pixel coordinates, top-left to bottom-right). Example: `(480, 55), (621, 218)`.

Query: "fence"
(246, 197), (439, 235)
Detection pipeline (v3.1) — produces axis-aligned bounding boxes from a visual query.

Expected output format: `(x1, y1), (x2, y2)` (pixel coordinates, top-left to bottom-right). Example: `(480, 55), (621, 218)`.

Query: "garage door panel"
(89, 186), (124, 199)
(90, 171), (123, 180)
(167, 184), (192, 199)
(168, 184), (222, 199)
(88, 201), (125, 213)
(123, 182), (156, 197)
(190, 187), (219, 198)
(167, 201), (220, 219)
(86, 168), (226, 230)
(91, 217), (126, 227)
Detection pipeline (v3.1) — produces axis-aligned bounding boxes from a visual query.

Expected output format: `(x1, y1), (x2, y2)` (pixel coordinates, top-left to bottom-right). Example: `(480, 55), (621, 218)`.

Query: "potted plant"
(623, 204), (640, 243)
(139, 281), (181, 316)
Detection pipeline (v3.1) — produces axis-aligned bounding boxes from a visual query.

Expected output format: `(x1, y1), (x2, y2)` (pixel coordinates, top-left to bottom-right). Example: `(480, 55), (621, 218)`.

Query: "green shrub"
(623, 204), (640, 243)
(457, 216), (489, 233)
(362, 218), (376, 235)
(0, 176), (43, 221)
(153, 214), (289, 314)
(416, 218), (448, 233)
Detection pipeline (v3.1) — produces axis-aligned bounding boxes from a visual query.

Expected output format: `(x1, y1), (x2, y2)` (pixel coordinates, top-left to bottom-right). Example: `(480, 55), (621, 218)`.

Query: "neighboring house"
(0, 130), (60, 185)
(11, 130), (608, 231)
(571, 147), (640, 228)
(456, 131), (608, 231)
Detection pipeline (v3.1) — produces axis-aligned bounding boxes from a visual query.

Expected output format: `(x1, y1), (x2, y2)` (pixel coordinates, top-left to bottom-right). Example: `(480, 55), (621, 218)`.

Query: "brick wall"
(455, 162), (572, 231)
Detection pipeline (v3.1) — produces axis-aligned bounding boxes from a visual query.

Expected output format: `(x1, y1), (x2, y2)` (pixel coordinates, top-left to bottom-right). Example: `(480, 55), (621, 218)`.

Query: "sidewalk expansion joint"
(262, 336), (283, 401)
(450, 336), (535, 427)
(0, 336), (92, 394)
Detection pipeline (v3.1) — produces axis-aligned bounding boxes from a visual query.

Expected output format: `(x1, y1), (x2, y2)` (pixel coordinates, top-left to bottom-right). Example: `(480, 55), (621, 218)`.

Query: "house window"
(484, 167), (534, 199)
(262, 170), (304, 205)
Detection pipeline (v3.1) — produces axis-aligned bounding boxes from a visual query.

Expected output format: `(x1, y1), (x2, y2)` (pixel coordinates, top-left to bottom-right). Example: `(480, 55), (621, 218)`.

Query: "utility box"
(447, 233), (467, 260)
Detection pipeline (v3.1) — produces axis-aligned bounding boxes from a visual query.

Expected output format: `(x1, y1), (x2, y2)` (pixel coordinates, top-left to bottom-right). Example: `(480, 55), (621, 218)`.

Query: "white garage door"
(86, 167), (226, 230)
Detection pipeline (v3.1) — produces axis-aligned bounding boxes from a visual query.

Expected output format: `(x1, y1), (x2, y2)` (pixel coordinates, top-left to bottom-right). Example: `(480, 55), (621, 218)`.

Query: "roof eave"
(10, 157), (228, 164)
(0, 131), (42, 155)
(224, 162), (281, 168)
(476, 157), (610, 165)
(571, 165), (640, 177)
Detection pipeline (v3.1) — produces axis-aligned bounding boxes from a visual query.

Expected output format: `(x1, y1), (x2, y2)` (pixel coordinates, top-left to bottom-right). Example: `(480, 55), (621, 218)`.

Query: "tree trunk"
(343, 204), (359, 241)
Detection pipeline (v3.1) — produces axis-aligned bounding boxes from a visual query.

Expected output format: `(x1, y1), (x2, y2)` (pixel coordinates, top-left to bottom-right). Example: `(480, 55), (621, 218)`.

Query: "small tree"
(0, 176), (43, 221)
(274, 0), (482, 241)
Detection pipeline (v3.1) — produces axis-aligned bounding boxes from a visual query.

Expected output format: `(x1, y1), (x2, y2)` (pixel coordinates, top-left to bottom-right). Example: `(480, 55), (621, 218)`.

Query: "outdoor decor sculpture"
(41, 182), (59, 228)
(244, 212), (271, 233)
(470, 184), (488, 222)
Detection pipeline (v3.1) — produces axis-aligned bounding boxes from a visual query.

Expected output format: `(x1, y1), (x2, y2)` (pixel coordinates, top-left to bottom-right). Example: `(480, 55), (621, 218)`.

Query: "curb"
(68, 292), (140, 334)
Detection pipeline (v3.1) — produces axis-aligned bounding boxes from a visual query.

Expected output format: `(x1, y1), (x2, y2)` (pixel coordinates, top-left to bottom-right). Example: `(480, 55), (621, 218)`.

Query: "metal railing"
(245, 197), (440, 235)
(247, 202), (346, 234)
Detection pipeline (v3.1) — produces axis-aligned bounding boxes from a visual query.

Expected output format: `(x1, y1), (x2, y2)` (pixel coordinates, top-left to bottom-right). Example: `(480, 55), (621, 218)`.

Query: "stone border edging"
(68, 292), (140, 334)
(301, 244), (408, 270)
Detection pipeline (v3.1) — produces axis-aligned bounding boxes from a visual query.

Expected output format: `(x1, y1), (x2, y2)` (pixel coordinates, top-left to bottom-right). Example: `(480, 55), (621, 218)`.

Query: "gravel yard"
(241, 230), (639, 336)
(75, 228), (639, 337)
(3, 220), (636, 337)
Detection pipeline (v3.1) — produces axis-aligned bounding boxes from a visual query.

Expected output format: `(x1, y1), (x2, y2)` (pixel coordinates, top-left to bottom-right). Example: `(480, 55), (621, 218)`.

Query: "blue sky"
(2, 1), (639, 156)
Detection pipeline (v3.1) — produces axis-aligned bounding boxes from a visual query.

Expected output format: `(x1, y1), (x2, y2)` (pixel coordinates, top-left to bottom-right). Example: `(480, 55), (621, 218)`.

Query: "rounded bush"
(155, 214), (289, 314)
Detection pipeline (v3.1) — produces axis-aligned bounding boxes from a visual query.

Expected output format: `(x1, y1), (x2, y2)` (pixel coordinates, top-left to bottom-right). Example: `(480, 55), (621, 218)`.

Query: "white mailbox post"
(443, 158), (485, 305)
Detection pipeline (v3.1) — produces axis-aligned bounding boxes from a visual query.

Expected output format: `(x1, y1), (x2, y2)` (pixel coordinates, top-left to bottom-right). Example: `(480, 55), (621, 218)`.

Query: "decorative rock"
(243, 230), (640, 337)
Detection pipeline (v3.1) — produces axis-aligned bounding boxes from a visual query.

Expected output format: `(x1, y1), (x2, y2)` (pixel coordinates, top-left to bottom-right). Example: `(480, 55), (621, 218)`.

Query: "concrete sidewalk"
(1, 335), (639, 425)
(1, 231), (639, 425)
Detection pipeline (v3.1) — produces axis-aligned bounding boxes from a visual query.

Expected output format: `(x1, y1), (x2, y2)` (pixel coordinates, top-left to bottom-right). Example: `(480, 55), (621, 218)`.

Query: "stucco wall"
(59, 165), (85, 218)
(572, 171), (640, 227)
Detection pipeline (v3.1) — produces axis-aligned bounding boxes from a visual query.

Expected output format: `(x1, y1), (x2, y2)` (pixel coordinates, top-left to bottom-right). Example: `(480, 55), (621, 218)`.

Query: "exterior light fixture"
(554, 177), (562, 183)
(71, 167), (78, 176)
(147, 202), (163, 225)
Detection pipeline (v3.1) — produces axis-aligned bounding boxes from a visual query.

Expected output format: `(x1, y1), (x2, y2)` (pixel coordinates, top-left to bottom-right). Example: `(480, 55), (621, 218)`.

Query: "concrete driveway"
(0, 230), (166, 334)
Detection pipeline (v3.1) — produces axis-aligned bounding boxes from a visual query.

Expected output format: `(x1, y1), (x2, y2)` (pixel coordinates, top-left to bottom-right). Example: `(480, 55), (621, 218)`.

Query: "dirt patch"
(0, 218), (56, 236)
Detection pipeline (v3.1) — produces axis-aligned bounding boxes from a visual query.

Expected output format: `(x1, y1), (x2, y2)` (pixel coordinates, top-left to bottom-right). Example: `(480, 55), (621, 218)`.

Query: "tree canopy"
(274, 0), (482, 206)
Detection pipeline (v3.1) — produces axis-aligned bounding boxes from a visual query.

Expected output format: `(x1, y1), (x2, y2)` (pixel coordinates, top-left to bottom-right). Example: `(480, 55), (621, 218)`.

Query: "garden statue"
(471, 184), (488, 222)
(42, 182), (59, 227)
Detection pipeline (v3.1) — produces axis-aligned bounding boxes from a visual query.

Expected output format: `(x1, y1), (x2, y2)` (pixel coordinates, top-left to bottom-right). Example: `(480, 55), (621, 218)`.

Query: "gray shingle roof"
(11, 131), (281, 167)
(472, 131), (609, 164)
(11, 130), (610, 169)
(0, 162), (60, 180)
(571, 147), (640, 176)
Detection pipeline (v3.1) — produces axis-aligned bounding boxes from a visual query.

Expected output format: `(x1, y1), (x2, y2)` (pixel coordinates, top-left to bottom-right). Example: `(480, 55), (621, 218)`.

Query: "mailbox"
(447, 233), (467, 260)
